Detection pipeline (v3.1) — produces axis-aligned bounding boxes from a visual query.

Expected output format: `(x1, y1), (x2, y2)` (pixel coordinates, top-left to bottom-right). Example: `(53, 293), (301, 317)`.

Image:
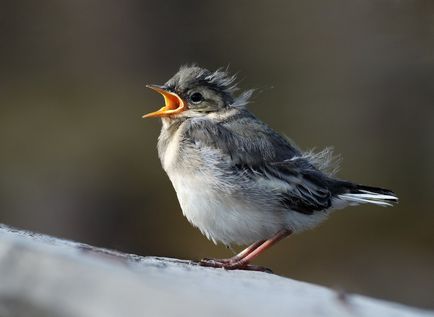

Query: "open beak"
(143, 85), (187, 118)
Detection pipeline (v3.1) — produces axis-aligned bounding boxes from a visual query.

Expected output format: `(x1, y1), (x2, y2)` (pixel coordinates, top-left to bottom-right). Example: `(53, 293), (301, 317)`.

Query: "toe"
(199, 258), (224, 268)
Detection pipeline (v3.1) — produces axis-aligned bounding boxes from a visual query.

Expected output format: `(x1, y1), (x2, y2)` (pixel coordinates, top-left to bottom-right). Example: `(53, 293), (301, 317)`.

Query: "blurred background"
(1, 0), (433, 309)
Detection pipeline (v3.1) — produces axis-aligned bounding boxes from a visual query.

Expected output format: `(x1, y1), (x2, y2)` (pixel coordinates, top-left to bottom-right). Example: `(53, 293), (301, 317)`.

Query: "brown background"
(1, 0), (433, 309)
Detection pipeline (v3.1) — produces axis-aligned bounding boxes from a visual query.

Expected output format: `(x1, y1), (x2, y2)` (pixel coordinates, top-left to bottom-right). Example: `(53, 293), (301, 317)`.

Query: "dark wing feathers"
(267, 163), (332, 214)
(183, 111), (335, 214)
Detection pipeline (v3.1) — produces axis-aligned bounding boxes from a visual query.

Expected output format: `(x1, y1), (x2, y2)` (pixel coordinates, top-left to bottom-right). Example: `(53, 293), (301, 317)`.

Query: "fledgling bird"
(143, 65), (398, 272)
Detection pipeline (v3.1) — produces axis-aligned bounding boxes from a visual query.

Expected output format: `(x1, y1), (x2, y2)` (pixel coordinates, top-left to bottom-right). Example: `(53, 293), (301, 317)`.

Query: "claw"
(199, 258), (226, 268)
(236, 264), (273, 273)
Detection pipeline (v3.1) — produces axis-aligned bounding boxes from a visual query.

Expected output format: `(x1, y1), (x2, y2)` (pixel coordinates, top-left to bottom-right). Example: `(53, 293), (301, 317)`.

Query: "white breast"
(169, 171), (284, 245)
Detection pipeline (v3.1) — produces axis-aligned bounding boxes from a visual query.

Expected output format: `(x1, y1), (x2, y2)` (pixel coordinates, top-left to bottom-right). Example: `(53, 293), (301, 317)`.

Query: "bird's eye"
(190, 92), (203, 104)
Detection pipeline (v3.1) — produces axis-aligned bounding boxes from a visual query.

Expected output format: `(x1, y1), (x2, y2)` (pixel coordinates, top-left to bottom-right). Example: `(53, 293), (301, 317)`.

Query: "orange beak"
(143, 85), (187, 118)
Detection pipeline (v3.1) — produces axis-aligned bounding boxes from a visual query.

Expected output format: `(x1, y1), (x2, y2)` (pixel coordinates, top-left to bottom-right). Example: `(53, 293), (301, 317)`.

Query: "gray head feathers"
(164, 64), (254, 109)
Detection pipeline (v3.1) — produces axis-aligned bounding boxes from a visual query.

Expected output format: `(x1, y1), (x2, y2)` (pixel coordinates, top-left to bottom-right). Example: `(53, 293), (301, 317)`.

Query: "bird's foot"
(199, 257), (236, 265)
(199, 258), (272, 273)
(222, 260), (273, 273)
(199, 257), (231, 267)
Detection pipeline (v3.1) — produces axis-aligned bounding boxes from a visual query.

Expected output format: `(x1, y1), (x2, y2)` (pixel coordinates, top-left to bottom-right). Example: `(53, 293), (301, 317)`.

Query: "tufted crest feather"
(165, 64), (254, 108)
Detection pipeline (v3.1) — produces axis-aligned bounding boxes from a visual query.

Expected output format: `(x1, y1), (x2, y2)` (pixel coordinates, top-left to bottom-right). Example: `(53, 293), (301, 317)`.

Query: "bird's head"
(143, 65), (253, 120)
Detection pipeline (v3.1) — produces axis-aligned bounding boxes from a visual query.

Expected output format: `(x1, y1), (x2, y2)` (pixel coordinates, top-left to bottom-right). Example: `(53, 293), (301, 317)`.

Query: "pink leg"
(233, 239), (266, 261)
(200, 229), (292, 272)
(224, 229), (292, 270)
(200, 239), (265, 266)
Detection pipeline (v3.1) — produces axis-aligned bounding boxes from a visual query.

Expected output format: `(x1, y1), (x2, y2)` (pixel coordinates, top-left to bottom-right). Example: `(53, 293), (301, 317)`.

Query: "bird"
(143, 65), (398, 272)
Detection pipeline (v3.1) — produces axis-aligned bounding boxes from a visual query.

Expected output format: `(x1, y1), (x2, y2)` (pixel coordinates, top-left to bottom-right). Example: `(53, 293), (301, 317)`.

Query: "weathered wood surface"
(0, 224), (432, 317)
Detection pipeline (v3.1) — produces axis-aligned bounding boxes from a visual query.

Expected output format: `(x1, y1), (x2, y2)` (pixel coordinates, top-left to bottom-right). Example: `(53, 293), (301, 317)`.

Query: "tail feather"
(338, 185), (398, 207)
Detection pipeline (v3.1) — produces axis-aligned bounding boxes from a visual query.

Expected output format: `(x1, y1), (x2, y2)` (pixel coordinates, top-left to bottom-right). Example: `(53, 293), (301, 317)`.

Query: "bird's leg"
(199, 229), (292, 272)
(223, 229), (292, 270)
(230, 239), (266, 262)
(200, 240), (265, 266)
